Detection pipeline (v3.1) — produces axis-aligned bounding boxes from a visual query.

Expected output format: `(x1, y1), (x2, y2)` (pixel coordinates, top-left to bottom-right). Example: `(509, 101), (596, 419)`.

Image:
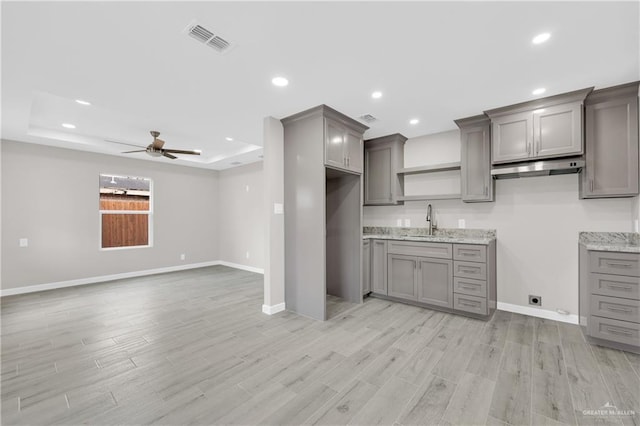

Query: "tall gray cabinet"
(455, 115), (493, 202)
(363, 134), (406, 205)
(580, 81), (639, 199)
(282, 105), (368, 321)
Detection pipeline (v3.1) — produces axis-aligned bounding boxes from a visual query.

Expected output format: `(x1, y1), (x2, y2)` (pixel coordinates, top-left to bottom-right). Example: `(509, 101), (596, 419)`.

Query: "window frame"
(98, 174), (154, 251)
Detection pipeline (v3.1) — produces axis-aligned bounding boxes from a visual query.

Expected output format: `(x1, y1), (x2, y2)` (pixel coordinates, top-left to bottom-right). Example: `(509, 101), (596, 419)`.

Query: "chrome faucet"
(426, 203), (436, 236)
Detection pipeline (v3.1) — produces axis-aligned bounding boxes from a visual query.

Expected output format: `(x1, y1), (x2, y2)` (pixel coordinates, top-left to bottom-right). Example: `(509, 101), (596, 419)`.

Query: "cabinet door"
(365, 145), (393, 204)
(461, 123), (493, 202)
(417, 257), (453, 308)
(345, 129), (363, 173)
(533, 101), (583, 158)
(491, 111), (532, 164)
(388, 254), (417, 300)
(371, 240), (388, 294)
(325, 118), (346, 170)
(363, 240), (371, 295)
(582, 96), (639, 198)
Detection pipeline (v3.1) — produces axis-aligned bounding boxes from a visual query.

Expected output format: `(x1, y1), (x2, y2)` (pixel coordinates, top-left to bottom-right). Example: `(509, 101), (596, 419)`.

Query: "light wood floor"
(1, 265), (639, 426)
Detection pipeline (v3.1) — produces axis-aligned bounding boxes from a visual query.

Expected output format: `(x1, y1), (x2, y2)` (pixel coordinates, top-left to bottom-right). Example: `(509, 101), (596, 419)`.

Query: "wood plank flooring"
(2, 265), (639, 425)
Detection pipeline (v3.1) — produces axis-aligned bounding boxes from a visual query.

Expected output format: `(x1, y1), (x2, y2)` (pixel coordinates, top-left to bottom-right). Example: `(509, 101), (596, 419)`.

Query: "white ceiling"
(2, 1), (638, 170)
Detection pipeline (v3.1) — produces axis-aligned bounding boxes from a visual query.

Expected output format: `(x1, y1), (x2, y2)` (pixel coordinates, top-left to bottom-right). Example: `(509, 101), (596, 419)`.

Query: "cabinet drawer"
(591, 295), (640, 323)
(454, 293), (487, 316)
(453, 277), (487, 298)
(387, 241), (452, 259)
(590, 273), (640, 300)
(453, 261), (487, 280)
(453, 244), (487, 263)
(588, 316), (640, 346)
(589, 251), (640, 277)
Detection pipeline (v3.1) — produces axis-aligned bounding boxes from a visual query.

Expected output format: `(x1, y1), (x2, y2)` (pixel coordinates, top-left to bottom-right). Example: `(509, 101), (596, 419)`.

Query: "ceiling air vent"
(359, 114), (377, 123)
(186, 22), (233, 53)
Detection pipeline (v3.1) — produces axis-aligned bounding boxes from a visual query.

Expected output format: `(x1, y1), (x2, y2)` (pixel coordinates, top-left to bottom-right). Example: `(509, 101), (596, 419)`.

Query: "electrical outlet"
(529, 295), (542, 306)
(180, 253), (186, 261)
(404, 219), (410, 227)
(396, 219), (402, 227)
(458, 219), (466, 229)
(245, 185), (250, 192)
(635, 219), (639, 232)
(19, 238), (28, 247)
(246, 251), (250, 259)
(274, 203), (283, 214)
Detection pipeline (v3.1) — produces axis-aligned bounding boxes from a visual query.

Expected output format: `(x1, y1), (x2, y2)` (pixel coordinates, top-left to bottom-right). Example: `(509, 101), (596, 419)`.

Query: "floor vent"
(359, 114), (378, 123)
(186, 22), (233, 53)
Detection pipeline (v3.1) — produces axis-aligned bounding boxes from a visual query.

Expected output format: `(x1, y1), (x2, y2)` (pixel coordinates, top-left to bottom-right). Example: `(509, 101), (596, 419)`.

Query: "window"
(99, 174), (152, 249)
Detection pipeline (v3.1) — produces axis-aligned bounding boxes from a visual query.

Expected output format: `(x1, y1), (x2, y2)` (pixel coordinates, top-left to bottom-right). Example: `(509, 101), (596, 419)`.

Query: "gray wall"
(217, 161), (265, 270)
(364, 130), (636, 318)
(1, 140), (219, 290)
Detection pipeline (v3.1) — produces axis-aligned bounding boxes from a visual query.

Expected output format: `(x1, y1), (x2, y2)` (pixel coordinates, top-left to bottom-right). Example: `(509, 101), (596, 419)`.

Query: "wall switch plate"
(404, 219), (410, 227)
(635, 219), (639, 233)
(180, 254), (186, 261)
(396, 219), (402, 227)
(19, 238), (28, 247)
(458, 219), (466, 228)
(245, 185), (250, 192)
(246, 251), (250, 259)
(274, 203), (284, 214)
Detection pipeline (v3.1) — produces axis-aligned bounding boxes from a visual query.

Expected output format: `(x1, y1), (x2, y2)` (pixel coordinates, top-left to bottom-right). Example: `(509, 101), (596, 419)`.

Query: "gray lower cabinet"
(388, 254), (419, 300)
(377, 239), (496, 318)
(455, 115), (493, 202)
(363, 134), (407, 205)
(579, 246), (640, 351)
(580, 81), (639, 199)
(363, 240), (371, 295)
(371, 239), (388, 295)
(417, 257), (453, 308)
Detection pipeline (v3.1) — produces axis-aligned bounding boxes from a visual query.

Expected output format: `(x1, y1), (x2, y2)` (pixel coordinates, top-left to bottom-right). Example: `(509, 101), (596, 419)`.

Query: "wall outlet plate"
(529, 295), (542, 306)
(458, 219), (466, 229)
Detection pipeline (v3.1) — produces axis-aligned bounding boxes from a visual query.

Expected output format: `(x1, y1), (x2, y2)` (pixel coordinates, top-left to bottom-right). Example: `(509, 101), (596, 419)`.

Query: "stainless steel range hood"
(491, 158), (585, 179)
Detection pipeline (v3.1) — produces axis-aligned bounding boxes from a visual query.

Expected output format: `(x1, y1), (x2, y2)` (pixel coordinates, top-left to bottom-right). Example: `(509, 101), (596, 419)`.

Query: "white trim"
(497, 302), (579, 324)
(218, 261), (264, 274)
(262, 303), (286, 315)
(0, 261), (221, 297)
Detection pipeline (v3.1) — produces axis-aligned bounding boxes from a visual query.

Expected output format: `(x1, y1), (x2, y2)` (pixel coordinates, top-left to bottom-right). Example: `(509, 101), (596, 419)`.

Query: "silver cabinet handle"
(607, 284), (631, 291)
(459, 301), (478, 308)
(604, 305), (633, 314)
(606, 262), (632, 269)
(484, 185), (488, 196)
(606, 327), (633, 336)
(590, 179), (594, 192)
(535, 140), (540, 155)
(527, 143), (531, 156)
(460, 284), (478, 290)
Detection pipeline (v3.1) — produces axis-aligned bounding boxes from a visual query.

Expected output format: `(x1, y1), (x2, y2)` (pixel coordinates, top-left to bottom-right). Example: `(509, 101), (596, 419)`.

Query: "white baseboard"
(262, 302), (286, 315)
(497, 302), (579, 325)
(0, 260), (231, 297)
(218, 261), (264, 275)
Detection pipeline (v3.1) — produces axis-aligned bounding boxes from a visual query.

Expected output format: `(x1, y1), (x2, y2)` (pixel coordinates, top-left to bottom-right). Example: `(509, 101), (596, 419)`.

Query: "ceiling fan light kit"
(121, 131), (201, 160)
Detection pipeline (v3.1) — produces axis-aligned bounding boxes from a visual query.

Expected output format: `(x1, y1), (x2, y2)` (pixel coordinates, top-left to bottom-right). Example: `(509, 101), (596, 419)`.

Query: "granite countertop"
(363, 227), (496, 245)
(579, 232), (640, 253)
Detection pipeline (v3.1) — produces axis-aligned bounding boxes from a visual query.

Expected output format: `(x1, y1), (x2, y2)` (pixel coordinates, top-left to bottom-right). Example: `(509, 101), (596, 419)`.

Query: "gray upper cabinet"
(325, 117), (365, 174)
(364, 134), (407, 205)
(580, 81), (639, 199)
(455, 115), (493, 202)
(486, 87), (593, 165)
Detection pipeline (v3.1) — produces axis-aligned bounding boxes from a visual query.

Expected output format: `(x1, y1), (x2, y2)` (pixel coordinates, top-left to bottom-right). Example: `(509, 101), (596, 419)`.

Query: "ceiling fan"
(122, 131), (201, 159)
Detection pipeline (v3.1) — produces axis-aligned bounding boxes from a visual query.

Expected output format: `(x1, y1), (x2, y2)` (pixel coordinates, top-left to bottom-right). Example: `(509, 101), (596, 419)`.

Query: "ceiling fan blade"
(152, 138), (165, 150)
(162, 152), (177, 159)
(163, 149), (201, 155)
(122, 150), (147, 153)
(105, 139), (147, 149)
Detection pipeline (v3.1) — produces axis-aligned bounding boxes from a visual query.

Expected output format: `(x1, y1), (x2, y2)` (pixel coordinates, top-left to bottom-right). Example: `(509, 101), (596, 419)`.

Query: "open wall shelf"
(397, 193), (462, 202)
(397, 162), (461, 175)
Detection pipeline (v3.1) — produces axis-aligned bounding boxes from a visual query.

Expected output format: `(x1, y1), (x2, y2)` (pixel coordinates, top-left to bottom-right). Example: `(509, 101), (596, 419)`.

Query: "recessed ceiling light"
(225, 137), (234, 141)
(371, 91), (382, 99)
(272, 76), (289, 87)
(532, 32), (551, 44)
(75, 99), (91, 106)
(62, 123), (76, 129)
(409, 118), (419, 125)
(532, 87), (546, 95)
